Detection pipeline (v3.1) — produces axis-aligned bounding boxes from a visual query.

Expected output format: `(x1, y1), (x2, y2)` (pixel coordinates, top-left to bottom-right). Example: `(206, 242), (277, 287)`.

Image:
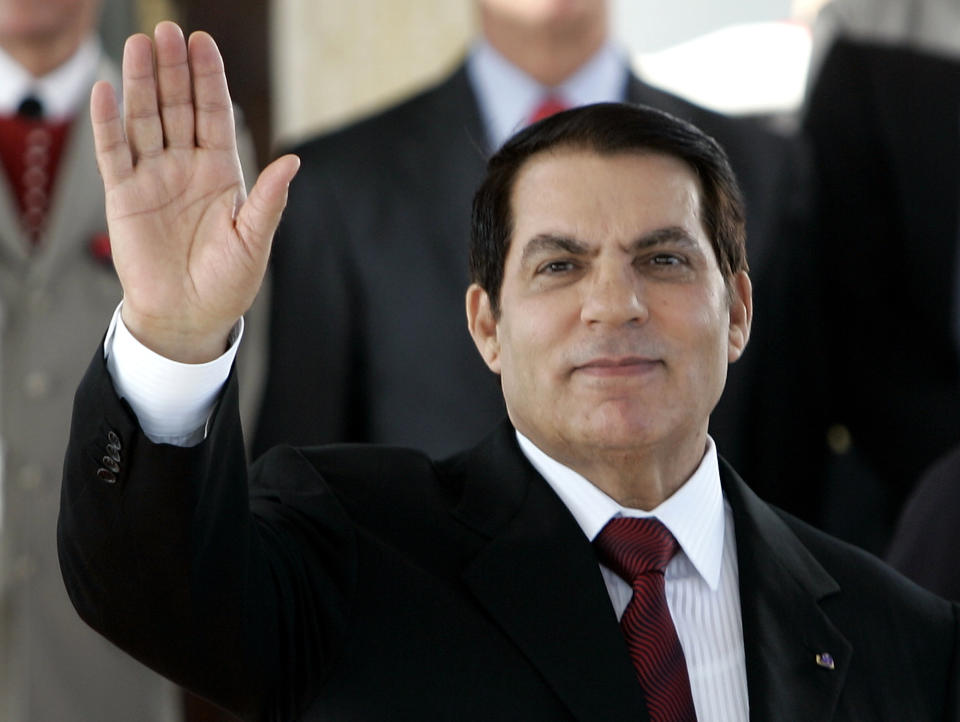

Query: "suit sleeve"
(58, 348), (357, 720)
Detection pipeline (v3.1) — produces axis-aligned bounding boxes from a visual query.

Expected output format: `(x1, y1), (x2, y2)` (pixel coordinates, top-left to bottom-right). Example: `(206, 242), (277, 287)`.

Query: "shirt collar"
(516, 430), (726, 591)
(0, 36), (101, 119)
(465, 38), (630, 151)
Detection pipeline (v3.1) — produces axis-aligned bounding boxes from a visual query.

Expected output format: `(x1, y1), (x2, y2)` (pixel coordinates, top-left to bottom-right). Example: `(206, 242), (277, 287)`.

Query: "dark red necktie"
(527, 95), (568, 125)
(594, 517), (697, 722)
(0, 95), (71, 245)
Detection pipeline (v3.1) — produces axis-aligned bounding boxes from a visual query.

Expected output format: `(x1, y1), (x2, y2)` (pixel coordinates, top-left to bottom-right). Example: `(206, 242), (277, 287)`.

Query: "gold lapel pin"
(815, 652), (836, 670)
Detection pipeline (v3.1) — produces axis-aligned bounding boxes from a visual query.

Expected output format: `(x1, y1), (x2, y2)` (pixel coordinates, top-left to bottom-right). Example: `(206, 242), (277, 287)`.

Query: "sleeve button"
(105, 443), (121, 462)
(96, 468), (117, 484)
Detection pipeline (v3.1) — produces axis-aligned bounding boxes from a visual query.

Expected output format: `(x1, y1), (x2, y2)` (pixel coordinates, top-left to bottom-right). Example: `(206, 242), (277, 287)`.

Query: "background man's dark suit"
(60, 351), (960, 721)
(252, 63), (795, 461)
(737, 39), (960, 552)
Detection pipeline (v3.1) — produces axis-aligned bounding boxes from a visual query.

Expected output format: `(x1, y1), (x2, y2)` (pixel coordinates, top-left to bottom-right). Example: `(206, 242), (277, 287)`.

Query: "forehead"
(507, 148), (705, 254)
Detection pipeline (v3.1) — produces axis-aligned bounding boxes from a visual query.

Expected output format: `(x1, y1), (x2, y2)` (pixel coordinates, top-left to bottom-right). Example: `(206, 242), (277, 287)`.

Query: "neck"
(553, 431), (708, 511)
(479, 8), (607, 87)
(0, 16), (96, 78)
(3, 38), (79, 78)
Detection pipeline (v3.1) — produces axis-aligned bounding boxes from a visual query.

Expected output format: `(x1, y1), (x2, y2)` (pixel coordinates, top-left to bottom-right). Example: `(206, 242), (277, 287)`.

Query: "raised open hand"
(92, 22), (299, 362)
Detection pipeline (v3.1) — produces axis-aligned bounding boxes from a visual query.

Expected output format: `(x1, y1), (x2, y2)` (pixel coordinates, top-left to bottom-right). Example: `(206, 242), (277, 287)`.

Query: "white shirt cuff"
(103, 303), (242, 446)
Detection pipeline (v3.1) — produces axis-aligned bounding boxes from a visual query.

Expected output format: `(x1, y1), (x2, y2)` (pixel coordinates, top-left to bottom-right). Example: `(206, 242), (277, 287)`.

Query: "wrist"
(120, 304), (235, 364)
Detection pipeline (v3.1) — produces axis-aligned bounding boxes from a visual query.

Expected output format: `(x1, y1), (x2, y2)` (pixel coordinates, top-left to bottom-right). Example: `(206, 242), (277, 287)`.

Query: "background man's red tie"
(0, 95), (71, 246)
(594, 517), (697, 722)
(527, 95), (569, 125)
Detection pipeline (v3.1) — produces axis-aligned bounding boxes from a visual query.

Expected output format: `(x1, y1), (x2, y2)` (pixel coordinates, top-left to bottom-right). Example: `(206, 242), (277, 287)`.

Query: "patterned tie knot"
(594, 517), (677, 587)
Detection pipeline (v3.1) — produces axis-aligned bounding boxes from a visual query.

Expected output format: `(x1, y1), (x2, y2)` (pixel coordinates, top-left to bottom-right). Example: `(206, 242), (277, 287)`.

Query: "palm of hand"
(106, 146), (251, 336)
(92, 23), (298, 362)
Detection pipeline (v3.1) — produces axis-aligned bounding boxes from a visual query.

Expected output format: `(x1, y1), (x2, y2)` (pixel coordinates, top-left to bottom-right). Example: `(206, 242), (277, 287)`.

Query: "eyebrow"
(519, 234), (590, 265)
(630, 226), (700, 251)
(519, 225), (700, 265)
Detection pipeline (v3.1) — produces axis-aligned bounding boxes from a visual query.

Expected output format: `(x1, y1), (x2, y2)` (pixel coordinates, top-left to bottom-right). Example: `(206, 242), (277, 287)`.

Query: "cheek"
(658, 294), (729, 374)
(497, 314), (565, 407)
(499, 327), (541, 392)
(690, 311), (732, 394)
(499, 298), (563, 369)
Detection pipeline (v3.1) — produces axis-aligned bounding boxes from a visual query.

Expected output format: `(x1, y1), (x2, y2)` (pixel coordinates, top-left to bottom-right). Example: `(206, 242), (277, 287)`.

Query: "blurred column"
(136, 0), (178, 30)
(271, 0), (474, 147)
(161, 0), (272, 167)
(98, 0), (138, 62)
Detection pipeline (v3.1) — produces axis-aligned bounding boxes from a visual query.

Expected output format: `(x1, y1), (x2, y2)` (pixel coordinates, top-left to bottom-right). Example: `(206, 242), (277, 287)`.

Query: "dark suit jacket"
(887, 443), (960, 602)
(738, 39), (960, 551)
(60, 350), (960, 721)
(252, 62), (796, 462)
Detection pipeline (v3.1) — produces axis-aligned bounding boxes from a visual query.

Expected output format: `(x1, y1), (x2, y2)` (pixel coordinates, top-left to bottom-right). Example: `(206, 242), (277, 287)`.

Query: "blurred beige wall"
(135, 0), (178, 32)
(271, 0), (475, 148)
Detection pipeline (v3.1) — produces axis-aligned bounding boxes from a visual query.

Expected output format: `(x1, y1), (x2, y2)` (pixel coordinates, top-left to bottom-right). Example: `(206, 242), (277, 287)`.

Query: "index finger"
(90, 80), (133, 188)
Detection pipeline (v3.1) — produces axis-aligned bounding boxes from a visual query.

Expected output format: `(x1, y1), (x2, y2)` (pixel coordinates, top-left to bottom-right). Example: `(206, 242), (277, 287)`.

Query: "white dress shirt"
(104, 305), (242, 446)
(465, 39), (630, 150)
(517, 433), (749, 721)
(104, 305), (749, 720)
(0, 37), (101, 119)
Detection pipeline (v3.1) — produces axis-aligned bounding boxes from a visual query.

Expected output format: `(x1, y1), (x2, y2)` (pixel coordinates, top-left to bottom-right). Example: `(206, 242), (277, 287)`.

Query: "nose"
(580, 259), (648, 326)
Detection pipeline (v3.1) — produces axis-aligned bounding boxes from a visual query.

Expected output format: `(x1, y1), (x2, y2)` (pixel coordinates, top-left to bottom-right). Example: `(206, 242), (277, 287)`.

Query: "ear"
(727, 271), (752, 363)
(466, 283), (502, 374)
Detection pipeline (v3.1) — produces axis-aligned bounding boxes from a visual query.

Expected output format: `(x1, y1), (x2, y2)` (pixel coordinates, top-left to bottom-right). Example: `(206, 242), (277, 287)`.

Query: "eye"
(650, 253), (683, 266)
(537, 260), (578, 274)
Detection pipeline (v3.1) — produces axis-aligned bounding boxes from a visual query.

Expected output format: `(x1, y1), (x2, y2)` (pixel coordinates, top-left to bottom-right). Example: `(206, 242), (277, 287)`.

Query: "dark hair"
(469, 102), (747, 317)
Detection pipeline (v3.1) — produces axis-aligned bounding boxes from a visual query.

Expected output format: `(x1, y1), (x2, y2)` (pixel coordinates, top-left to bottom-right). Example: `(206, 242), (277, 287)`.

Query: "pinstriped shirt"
(517, 432), (749, 721)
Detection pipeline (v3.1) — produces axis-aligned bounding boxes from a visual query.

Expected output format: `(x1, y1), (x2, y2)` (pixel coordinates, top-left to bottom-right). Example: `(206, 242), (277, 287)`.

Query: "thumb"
(235, 154), (301, 256)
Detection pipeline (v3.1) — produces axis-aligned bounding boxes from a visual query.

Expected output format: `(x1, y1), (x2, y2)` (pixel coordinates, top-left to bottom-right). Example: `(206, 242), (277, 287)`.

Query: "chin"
(573, 409), (662, 449)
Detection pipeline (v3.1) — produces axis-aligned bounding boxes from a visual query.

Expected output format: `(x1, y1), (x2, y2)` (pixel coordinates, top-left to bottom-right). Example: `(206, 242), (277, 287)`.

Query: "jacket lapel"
(37, 56), (117, 281)
(450, 423), (647, 722)
(0, 138), (27, 262)
(449, 424), (853, 720)
(0, 56), (117, 285)
(721, 461), (851, 721)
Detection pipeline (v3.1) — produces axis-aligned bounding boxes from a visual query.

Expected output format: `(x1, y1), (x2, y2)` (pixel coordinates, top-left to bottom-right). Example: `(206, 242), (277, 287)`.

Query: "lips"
(574, 356), (662, 377)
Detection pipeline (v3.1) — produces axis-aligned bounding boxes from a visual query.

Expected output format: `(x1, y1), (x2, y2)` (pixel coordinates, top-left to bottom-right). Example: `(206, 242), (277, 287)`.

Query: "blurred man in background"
(741, 37), (960, 553)
(0, 0), (184, 719)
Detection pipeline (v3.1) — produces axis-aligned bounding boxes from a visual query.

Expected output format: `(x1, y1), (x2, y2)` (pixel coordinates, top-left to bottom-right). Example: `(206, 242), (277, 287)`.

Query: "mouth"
(573, 356), (662, 378)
